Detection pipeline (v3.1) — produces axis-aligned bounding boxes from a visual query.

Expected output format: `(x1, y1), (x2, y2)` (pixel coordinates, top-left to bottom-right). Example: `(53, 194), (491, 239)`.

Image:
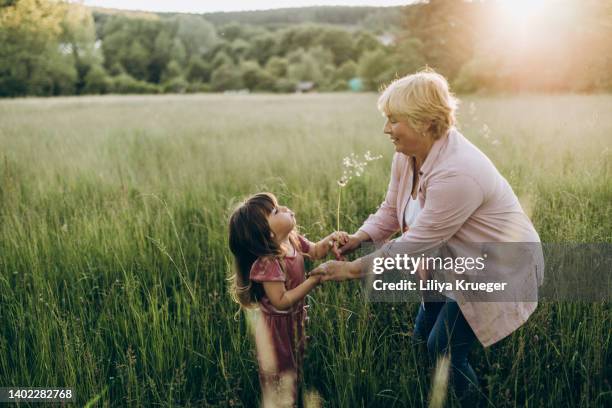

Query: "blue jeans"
(413, 300), (479, 397)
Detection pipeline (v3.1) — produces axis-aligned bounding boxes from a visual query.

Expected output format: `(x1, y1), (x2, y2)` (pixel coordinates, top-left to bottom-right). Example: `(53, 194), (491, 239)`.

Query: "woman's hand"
(311, 260), (362, 282)
(337, 231), (370, 256)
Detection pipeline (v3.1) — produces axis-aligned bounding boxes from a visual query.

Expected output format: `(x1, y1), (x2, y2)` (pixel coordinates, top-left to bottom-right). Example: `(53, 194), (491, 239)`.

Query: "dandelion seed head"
(337, 151), (382, 186)
(469, 102), (476, 115)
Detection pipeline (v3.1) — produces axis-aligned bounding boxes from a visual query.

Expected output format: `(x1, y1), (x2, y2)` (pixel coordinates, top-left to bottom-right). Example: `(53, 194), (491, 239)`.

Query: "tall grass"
(0, 93), (610, 406)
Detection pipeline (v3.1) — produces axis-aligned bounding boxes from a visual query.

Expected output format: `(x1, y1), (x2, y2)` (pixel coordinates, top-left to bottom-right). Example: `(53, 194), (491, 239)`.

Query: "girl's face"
(267, 204), (295, 241)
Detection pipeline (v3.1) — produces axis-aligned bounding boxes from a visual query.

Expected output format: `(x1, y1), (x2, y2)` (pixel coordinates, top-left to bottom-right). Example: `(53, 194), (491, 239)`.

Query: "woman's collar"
(419, 127), (453, 176)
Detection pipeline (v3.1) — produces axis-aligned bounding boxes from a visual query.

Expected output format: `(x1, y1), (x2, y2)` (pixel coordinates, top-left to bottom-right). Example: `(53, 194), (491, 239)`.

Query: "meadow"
(0, 93), (610, 407)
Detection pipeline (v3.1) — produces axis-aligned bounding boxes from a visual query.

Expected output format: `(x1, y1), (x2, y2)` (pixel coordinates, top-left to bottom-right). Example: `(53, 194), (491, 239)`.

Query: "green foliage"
(161, 60), (182, 83)
(211, 50), (232, 69)
(246, 32), (277, 65)
(354, 31), (381, 60)
(358, 49), (391, 91)
(0, 0), (77, 96)
(240, 60), (275, 92)
(274, 78), (296, 93)
(169, 38), (186, 66)
(174, 14), (218, 57)
(162, 76), (189, 94)
(265, 56), (288, 78)
(276, 25), (322, 55)
(228, 38), (250, 61)
(2, 0), (612, 95)
(334, 60), (357, 82)
(210, 63), (243, 91)
(202, 5), (402, 27)
(110, 73), (159, 94)
(317, 28), (355, 66)
(185, 56), (211, 83)
(82, 64), (110, 94)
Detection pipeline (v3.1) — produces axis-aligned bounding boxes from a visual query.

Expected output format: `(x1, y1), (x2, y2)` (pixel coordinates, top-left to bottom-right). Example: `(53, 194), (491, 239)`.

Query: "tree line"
(1, 0), (611, 97)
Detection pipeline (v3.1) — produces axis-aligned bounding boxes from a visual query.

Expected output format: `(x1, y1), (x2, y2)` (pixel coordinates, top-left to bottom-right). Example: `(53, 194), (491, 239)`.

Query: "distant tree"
(60, 1), (103, 94)
(217, 22), (264, 42)
(211, 50), (233, 69)
(37, 52), (78, 95)
(358, 48), (390, 91)
(240, 60), (275, 91)
(174, 15), (218, 57)
(229, 38), (250, 61)
(317, 28), (355, 66)
(286, 46), (332, 85)
(82, 64), (110, 94)
(354, 31), (381, 60)
(186, 56), (212, 83)
(162, 76), (189, 93)
(247, 32), (277, 65)
(334, 60), (357, 82)
(150, 28), (173, 83)
(390, 37), (426, 77)
(122, 40), (149, 79)
(169, 38), (187, 66)
(0, 0), (75, 96)
(403, 0), (477, 81)
(110, 73), (159, 93)
(361, 8), (402, 33)
(275, 25), (321, 56)
(217, 22), (244, 42)
(265, 56), (288, 78)
(274, 78), (297, 93)
(161, 60), (182, 83)
(210, 62), (243, 91)
(287, 55), (321, 84)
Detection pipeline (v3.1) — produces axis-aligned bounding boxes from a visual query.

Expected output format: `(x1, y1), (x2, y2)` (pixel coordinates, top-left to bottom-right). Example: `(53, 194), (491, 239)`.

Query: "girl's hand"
(310, 273), (323, 285)
(315, 231), (349, 260)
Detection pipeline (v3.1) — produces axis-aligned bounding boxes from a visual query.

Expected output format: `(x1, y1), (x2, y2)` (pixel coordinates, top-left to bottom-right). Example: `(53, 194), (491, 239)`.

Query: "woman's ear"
(419, 121), (433, 139)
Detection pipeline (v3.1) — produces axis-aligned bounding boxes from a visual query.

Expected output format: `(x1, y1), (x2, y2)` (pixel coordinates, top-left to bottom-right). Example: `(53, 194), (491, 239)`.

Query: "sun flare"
(497, 0), (552, 21)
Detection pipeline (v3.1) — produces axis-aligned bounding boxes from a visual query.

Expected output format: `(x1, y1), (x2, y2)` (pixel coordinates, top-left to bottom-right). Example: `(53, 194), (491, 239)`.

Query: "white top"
(403, 195), (422, 229)
(404, 194), (452, 300)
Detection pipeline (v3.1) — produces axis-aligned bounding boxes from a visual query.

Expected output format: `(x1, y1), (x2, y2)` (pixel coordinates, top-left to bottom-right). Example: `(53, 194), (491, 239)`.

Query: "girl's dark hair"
(228, 192), (301, 308)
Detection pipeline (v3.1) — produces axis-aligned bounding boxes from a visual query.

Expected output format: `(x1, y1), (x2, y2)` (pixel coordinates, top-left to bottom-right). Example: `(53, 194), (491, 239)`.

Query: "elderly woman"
(317, 70), (543, 398)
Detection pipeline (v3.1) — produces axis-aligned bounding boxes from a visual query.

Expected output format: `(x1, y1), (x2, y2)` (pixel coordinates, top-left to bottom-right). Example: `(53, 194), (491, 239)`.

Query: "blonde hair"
(377, 69), (458, 140)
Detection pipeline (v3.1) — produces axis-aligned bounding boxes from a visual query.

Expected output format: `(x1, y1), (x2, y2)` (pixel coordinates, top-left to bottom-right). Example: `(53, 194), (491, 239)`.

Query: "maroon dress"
(249, 236), (310, 405)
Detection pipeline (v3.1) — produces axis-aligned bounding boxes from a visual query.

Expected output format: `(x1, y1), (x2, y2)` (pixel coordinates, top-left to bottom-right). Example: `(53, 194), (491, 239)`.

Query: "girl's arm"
(262, 275), (321, 311)
(307, 232), (349, 260)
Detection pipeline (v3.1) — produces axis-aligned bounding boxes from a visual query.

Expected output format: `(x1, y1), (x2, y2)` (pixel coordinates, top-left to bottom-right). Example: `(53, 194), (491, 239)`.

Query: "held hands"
(310, 259), (360, 282)
(337, 232), (368, 256)
(308, 231), (364, 283)
(317, 231), (349, 260)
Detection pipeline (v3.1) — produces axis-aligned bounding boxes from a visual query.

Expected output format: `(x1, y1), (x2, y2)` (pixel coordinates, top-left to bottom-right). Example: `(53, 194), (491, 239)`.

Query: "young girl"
(228, 192), (347, 406)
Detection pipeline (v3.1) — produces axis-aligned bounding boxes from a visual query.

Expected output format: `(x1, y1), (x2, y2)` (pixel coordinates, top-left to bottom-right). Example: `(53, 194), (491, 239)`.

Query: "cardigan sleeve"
(398, 173), (484, 244)
(361, 172), (485, 268)
(358, 153), (401, 243)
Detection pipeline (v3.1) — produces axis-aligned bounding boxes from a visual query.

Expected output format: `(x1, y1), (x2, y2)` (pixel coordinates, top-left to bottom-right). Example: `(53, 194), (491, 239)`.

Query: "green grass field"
(0, 93), (610, 407)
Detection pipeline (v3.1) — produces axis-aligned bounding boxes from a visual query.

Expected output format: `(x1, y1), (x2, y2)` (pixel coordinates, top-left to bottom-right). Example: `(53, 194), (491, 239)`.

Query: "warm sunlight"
(492, 0), (566, 43)
(497, 0), (552, 21)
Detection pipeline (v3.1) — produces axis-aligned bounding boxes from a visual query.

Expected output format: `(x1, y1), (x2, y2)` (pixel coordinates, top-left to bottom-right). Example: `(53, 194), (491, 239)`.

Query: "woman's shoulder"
(434, 129), (499, 185)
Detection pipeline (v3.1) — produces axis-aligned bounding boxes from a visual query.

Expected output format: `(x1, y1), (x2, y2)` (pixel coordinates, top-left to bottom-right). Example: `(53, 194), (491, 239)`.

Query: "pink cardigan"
(359, 127), (543, 347)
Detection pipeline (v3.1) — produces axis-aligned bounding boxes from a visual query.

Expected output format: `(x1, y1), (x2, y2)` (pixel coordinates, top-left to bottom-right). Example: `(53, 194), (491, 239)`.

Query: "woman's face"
(267, 204), (295, 241)
(383, 115), (426, 156)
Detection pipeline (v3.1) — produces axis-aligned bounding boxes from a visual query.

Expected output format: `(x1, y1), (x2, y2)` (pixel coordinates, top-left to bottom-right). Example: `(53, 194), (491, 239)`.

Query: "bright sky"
(80, 1), (411, 14)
